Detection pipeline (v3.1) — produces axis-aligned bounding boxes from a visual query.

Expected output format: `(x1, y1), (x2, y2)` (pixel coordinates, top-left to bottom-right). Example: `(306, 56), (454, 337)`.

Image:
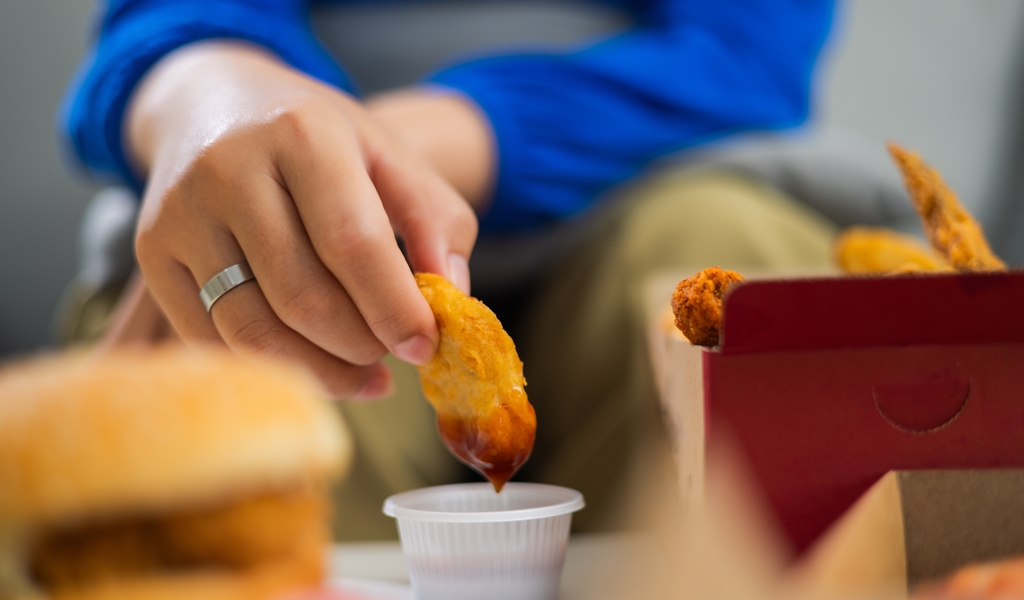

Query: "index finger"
(276, 111), (438, 366)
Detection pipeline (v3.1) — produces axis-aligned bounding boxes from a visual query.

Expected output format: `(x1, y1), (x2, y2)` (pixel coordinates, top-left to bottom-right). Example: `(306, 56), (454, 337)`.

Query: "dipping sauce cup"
(383, 482), (585, 600)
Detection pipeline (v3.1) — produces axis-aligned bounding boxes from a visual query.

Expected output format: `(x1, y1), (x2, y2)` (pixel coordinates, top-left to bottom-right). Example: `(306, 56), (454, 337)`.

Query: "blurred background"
(2, 0), (1024, 358)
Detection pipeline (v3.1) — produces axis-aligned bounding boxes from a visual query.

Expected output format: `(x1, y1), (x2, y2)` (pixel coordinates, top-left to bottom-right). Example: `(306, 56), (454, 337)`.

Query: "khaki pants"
(331, 169), (838, 540)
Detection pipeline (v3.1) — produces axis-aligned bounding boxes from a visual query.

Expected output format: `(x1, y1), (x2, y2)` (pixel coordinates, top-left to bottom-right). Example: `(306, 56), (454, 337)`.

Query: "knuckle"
(279, 283), (332, 332)
(173, 155), (265, 227)
(442, 190), (476, 224)
(229, 317), (284, 358)
(322, 221), (385, 266)
(132, 214), (177, 272)
(277, 282), (388, 366)
(271, 98), (336, 151)
(324, 375), (364, 400)
(367, 309), (429, 345)
(455, 205), (479, 240)
(133, 225), (157, 266)
(189, 143), (241, 190)
(272, 106), (313, 147)
(350, 343), (388, 367)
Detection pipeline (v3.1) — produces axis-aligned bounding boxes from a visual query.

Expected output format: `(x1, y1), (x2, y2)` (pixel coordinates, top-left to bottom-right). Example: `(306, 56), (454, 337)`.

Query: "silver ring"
(200, 263), (255, 312)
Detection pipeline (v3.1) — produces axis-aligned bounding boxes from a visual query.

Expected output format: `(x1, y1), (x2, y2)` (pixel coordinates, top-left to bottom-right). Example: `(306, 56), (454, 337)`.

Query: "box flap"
(720, 272), (1024, 354)
(794, 471), (907, 597)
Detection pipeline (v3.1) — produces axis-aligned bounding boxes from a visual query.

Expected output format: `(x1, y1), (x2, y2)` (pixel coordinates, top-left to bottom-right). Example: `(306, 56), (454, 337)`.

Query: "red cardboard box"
(646, 270), (1024, 554)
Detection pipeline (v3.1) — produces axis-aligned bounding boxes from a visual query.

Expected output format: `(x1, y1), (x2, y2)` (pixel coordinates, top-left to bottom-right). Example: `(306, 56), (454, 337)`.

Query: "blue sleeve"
(61, 0), (351, 192)
(430, 0), (836, 232)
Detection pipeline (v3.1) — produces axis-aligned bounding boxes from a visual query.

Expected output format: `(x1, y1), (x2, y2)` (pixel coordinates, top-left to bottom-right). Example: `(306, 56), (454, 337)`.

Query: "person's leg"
(516, 168), (839, 531)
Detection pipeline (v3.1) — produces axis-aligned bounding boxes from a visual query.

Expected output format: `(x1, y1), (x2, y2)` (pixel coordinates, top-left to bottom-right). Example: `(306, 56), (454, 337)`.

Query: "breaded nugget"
(835, 226), (953, 274)
(671, 267), (745, 348)
(415, 273), (536, 492)
(659, 306), (688, 341)
(888, 143), (1006, 271)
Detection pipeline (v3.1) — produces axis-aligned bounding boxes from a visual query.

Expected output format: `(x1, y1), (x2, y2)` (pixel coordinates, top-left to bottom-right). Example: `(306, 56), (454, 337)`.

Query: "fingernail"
(353, 365), (394, 401)
(448, 253), (471, 295)
(392, 334), (435, 365)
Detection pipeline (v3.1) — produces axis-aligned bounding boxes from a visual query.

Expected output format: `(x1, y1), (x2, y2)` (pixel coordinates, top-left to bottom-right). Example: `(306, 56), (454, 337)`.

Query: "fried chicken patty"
(671, 267), (745, 348)
(30, 485), (327, 595)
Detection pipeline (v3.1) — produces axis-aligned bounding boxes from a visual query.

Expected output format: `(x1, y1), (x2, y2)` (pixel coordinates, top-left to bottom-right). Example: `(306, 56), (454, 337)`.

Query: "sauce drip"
(437, 407), (534, 492)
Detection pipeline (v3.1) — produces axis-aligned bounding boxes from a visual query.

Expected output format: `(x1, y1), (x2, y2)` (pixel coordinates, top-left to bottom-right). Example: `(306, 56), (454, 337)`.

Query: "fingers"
(99, 271), (180, 350)
(277, 113), (440, 365)
(208, 277), (392, 400)
(369, 138), (478, 295)
(138, 216), (391, 400)
(225, 174), (388, 366)
(136, 237), (224, 347)
(128, 51), (461, 386)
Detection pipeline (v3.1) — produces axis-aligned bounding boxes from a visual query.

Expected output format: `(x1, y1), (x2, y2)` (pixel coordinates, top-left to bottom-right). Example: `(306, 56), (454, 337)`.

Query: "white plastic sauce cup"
(383, 482), (585, 600)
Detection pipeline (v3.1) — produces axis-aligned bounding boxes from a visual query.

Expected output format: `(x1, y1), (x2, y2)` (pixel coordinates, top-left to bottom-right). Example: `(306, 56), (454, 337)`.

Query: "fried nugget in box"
(834, 227), (953, 274)
(671, 267), (745, 348)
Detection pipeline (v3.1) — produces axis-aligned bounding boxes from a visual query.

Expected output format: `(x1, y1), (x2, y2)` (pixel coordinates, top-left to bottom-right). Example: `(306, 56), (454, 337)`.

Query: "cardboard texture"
(646, 271), (1024, 555)
(798, 470), (1024, 597)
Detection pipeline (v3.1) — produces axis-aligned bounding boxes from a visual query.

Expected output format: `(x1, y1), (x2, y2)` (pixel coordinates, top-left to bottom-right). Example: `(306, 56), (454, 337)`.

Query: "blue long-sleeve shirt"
(63, 0), (834, 232)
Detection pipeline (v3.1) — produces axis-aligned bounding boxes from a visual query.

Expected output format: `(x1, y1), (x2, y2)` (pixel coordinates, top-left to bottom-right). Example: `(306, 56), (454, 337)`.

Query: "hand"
(99, 271), (179, 349)
(126, 41), (478, 399)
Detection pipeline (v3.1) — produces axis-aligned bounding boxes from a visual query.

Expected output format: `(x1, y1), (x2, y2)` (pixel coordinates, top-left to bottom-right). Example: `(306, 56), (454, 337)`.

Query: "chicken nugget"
(888, 143), (1005, 271)
(671, 267), (745, 348)
(415, 273), (536, 492)
(834, 226), (953, 274)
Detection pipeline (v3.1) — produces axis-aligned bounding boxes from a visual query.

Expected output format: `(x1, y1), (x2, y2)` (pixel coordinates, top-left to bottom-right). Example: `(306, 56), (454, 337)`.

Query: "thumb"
(370, 142), (477, 294)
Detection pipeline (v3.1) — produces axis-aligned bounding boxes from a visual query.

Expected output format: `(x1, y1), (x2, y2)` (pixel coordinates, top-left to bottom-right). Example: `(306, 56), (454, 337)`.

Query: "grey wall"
(312, 1), (627, 95)
(0, 0), (101, 357)
(819, 0), (1024, 224)
(2, 0), (1024, 358)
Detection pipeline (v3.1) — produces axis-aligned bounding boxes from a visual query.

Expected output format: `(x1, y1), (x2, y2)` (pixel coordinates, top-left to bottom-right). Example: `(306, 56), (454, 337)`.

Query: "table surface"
(329, 533), (637, 599)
